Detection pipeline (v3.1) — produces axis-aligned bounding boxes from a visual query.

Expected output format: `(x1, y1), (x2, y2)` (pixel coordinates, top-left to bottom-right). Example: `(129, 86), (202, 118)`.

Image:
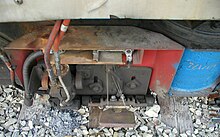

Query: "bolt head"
(14, 0), (23, 5)
(129, 83), (137, 89)
(93, 86), (100, 92)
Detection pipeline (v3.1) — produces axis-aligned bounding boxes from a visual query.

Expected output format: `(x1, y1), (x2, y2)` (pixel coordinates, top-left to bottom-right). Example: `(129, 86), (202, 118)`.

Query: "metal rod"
(111, 76), (120, 93)
(106, 65), (109, 106)
(58, 76), (71, 106)
(111, 74), (127, 107)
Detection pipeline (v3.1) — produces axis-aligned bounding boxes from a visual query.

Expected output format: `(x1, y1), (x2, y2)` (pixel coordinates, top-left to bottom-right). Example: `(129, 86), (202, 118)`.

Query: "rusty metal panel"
(50, 51), (124, 65)
(5, 26), (184, 51)
(99, 108), (135, 127)
(0, 0), (220, 22)
(89, 107), (135, 128)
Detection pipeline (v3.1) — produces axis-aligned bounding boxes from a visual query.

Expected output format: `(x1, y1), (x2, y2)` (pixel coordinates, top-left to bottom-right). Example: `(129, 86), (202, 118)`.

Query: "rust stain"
(5, 26), (183, 51)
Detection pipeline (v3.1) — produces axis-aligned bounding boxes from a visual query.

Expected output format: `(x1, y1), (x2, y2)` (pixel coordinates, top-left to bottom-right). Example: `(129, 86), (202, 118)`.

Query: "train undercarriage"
(0, 20), (219, 129)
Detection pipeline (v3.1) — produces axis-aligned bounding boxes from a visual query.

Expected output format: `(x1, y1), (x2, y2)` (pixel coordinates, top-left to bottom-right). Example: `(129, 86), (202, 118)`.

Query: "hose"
(54, 20), (71, 76)
(53, 20), (71, 52)
(53, 19), (72, 106)
(23, 51), (43, 106)
(44, 20), (62, 85)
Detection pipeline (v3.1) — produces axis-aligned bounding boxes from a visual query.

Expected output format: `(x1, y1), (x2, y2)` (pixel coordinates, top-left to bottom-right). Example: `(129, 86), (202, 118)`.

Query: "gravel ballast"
(0, 85), (219, 137)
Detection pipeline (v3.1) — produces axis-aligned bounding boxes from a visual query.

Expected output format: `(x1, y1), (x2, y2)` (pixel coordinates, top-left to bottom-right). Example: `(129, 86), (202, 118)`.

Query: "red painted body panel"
(135, 50), (184, 94)
(6, 50), (31, 85)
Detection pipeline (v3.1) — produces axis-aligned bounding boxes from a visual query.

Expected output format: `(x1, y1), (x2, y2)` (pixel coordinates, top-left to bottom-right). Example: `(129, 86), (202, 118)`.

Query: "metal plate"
(89, 107), (135, 128)
(50, 50), (124, 65)
(5, 26), (183, 51)
(75, 65), (152, 95)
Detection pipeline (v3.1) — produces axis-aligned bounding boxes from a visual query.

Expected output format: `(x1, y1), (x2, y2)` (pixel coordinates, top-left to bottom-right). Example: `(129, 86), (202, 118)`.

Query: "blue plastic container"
(170, 49), (220, 96)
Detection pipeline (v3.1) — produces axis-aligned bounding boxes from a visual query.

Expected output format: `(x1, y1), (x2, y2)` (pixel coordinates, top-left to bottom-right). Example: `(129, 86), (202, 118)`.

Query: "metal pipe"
(44, 20), (62, 85)
(106, 65), (109, 106)
(54, 19), (71, 76)
(53, 20), (72, 106)
(53, 19), (71, 52)
(58, 76), (71, 106)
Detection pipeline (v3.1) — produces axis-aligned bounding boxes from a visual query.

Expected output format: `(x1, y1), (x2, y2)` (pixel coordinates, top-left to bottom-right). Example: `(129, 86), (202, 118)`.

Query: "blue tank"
(170, 49), (220, 96)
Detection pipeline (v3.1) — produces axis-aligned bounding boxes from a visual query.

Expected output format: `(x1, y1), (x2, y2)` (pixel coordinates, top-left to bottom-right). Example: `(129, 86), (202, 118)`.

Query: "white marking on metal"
(60, 24), (68, 32)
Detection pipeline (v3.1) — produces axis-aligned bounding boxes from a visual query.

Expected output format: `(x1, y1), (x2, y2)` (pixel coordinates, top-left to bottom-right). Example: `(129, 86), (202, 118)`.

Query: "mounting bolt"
(110, 95), (117, 102)
(129, 83), (137, 89)
(14, 0), (23, 5)
(92, 86), (100, 92)
(124, 49), (133, 63)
